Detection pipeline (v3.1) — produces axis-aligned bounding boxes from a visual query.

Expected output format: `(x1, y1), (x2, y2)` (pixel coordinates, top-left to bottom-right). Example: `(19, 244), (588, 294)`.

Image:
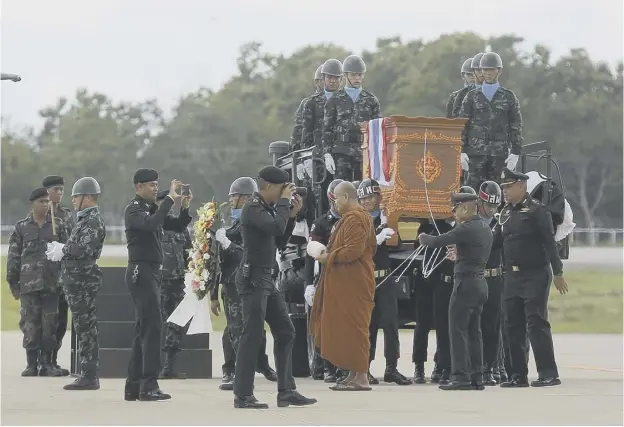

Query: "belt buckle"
(512, 266), (519, 272)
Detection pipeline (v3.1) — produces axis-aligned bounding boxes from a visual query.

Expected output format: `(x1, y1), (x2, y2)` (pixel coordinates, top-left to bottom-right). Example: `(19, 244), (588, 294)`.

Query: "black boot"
(367, 371), (379, 385)
(21, 350), (38, 377)
(413, 362), (426, 384)
(124, 381), (140, 401)
(219, 371), (235, 391)
(492, 365), (501, 384)
(52, 350), (70, 376)
(160, 351), (187, 379)
(430, 364), (442, 383)
(384, 362), (412, 385)
(38, 351), (63, 377)
(499, 366), (509, 383)
(439, 369), (451, 385)
(63, 370), (100, 390)
(483, 365), (497, 386)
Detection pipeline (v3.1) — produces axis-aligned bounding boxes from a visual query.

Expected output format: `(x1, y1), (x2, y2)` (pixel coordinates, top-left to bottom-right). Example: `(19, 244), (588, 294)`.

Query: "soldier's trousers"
(504, 267), (559, 379)
(370, 275), (400, 367)
(467, 155), (507, 192)
(64, 278), (100, 375)
(412, 279), (434, 364)
(434, 275), (454, 372)
(333, 154), (363, 182)
(449, 274), (488, 383)
(126, 262), (163, 392)
(55, 288), (69, 355)
(160, 277), (186, 354)
(19, 290), (59, 352)
(481, 273), (503, 369)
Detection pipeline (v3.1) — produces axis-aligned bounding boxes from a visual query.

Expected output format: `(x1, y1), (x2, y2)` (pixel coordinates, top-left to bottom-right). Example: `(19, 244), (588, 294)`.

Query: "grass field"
(1, 256), (622, 333)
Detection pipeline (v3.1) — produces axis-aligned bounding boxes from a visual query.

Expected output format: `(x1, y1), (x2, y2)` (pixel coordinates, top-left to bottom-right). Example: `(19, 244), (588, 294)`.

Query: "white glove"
(46, 241), (65, 262)
(304, 285), (316, 307)
(461, 153), (469, 171)
(324, 153), (336, 175)
(303, 158), (314, 179)
(376, 228), (395, 245)
(296, 163), (305, 181)
(505, 153), (519, 171)
(214, 228), (231, 249)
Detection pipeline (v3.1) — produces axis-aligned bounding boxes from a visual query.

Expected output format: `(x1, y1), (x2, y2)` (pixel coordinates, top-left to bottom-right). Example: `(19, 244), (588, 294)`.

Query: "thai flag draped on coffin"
(366, 117), (391, 186)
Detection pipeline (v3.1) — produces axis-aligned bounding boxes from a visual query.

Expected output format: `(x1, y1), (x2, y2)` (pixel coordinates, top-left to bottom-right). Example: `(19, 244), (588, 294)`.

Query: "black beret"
(451, 192), (478, 207)
(42, 175), (64, 188)
(29, 187), (49, 202)
(500, 167), (529, 186)
(156, 190), (169, 200)
(133, 168), (159, 184)
(258, 166), (289, 184)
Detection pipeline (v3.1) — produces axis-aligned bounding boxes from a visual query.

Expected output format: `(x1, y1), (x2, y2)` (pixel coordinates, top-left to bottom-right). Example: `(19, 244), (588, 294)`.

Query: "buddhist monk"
(309, 182), (377, 391)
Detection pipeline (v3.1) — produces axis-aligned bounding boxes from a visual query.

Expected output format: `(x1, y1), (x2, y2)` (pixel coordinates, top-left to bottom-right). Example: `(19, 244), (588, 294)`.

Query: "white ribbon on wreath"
(167, 272), (213, 335)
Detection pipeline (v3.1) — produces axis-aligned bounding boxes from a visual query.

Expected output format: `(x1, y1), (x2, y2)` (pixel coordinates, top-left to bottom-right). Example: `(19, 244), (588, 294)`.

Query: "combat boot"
(38, 351), (63, 377)
(439, 369), (451, 385)
(21, 350), (38, 377)
(324, 365), (337, 383)
(52, 350), (70, 376)
(413, 362), (426, 384)
(430, 364), (442, 383)
(499, 366), (509, 383)
(159, 351), (187, 379)
(219, 370), (235, 391)
(492, 365), (501, 384)
(367, 371), (380, 385)
(483, 365), (497, 386)
(63, 370), (100, 391)
(384, 362), (412, 385)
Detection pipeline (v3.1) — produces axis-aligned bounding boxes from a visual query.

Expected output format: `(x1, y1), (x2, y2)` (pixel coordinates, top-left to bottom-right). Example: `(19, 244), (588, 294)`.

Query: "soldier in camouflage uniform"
(211, 177), (277, 390)
(446, 58), (475, 118)
(322, 55), (381, 182)
(7, 188), (67, 377)
(42, 175), (74, 376)
(459, 52), (523, 192)
(290, 65), (325, 152)
(51, 177), (106, 390)
(154, 191), (193, 379)
(452, 52), (486, 117)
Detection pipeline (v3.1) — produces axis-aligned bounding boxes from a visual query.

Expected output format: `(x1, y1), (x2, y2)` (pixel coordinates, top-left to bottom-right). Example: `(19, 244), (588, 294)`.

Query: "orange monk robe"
(310, 206), (376, 374)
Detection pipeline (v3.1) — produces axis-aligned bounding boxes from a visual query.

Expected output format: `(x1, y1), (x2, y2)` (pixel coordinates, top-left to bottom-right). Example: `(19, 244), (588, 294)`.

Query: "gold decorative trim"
(395, 131), (461, 143)
(416, 151), (442, 184)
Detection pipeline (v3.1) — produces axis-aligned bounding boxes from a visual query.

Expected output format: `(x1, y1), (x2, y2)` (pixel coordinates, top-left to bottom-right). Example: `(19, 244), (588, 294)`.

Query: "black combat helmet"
(458, 185), (477, 195)
(478, 180), (502, 205)
(471, 52), (485, 69)
(327, 179), (344, 201)
(351, 180), (361, 189)
(71, 177), (101, 196)
(343, 55), (367, 73)
(357, 179), (381, 199)
(480, 52), (503, 69)
(229, 177), (258, 196)
(314, 65), (323, 80)
(461, 58), (473, 74)
(321, 59), (343, 77)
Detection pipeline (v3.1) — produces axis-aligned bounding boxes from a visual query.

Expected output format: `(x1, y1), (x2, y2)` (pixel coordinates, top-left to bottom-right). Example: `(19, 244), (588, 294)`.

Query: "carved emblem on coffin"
(416, 151), (442, 184)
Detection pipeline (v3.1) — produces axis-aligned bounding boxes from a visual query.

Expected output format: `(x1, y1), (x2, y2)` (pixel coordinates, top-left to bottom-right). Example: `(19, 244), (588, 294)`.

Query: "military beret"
(451, 192), (478, 208)
(258, 166), (289, 184)
(29, 187), (49, 202)
(133, 168), (159, 184)
(500, 167), (529, 186)
(42, 175), (64, 188)
(156, 190), (169, 201)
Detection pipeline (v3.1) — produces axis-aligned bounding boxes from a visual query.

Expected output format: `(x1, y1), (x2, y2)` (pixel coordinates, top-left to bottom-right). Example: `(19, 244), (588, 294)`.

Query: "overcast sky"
(1, 0), (622, 129)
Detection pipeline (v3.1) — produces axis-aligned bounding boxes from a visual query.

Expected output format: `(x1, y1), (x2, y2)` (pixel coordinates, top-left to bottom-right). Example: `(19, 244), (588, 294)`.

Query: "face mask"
(231, 208), (242, 220)
(481, 82), (500, 101)
(370, 209), (381, 218)
(77, 206), (96, 219)
(324, 89), (335, 100)
(344, 86), (361, 102)
(330, 209), (341, 219)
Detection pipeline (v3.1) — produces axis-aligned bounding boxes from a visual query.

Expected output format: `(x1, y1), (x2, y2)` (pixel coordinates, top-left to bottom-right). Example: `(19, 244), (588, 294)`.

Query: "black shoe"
(139, 388), (171, 401)
(63, 375), (100, 390)
(21, 365), (38, 377)
(439, 381), (473, 390)
(234, 395), (269, 409)
(38, 363), (63, 377)
(384, 368), (412, 385)
(483, 372), (497, 386)
(531, 377), (561, 387)
(124, 382), (139, 401)
(22, 350), (39, 377)
(492, 366), (501, 384)
(324, 371), (337, 383)
(413, 363), (426, 384)
(367, 371), (379, 385)
(160, 352), (187, 379)
(277, 390), (317, 408)
(438, 369), (451, 385)
(256, 365), (277, 382)
(499, 368), (509, 383)
(51, 350), (70, 376)
(500, 377), (530, 388)
(430, 367), (442, 383)
(471, 381), (485, 391)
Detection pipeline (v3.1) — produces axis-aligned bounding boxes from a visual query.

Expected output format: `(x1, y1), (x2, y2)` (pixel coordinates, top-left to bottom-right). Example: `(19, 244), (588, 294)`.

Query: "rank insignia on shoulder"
(520, 208), (530, 212)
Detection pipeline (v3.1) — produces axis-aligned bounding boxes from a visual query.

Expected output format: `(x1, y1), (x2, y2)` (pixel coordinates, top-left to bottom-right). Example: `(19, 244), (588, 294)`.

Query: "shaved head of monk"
(334, 181), (359, 215)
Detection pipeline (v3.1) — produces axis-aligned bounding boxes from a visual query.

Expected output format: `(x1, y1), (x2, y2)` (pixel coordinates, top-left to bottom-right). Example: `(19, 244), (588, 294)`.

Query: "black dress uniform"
(419, 193), (493, 390)
(498, 168), (563, 388)
(123, 169), (192, 401)
(233, 166), (316, 409)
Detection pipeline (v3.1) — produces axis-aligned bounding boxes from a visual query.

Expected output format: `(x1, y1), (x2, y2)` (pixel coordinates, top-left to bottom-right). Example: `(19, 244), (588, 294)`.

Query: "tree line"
(2, 32), (622, 228)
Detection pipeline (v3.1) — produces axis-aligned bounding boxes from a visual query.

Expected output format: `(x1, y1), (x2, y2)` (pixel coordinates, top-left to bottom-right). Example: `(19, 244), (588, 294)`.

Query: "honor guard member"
(233, 166), (316, 409)
(446, 58), (475, 118)
(123, 169), (193, 402)
(451, 52), (485, 118)
(322, 55), (381, 182)
(42, 175), (74, 376)
(304, 179), (343, 382)
(459, 52), (523, 192)
(49, 177), (106, 390)
(358, 179), (412, 386)
(7, 188), (67, 377)
(475, 181), (506, 385)
(155, 190), (193, 380)
(498, 168), (568, 388)
(419, 191), (493, 391)
(290, 65), (325, 151)
(211, 177), (277, 391)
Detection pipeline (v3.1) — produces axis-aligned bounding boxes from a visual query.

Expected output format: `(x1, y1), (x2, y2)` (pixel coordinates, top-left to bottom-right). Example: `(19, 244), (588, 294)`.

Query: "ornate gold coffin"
(361, 116), (467, 246)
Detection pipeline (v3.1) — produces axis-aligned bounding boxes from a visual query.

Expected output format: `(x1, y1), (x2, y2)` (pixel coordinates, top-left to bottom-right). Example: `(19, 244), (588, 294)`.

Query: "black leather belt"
(374, 269), (390, 278)
(484, 268), (502, 278)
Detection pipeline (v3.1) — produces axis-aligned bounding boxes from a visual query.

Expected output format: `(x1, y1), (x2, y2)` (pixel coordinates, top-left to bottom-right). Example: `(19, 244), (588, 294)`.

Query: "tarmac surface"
(1, 331), (622, 426)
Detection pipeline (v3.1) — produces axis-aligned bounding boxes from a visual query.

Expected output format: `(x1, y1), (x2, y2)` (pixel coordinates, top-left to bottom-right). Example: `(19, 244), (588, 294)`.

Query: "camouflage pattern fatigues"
(301, 92), (328, 151)
(445, 90), (461, 118)
(59, 206), (106, 375)
(459, 86), (523, 191)
(451, 86), (473, 118)
(160, 227), (192, 354)
(6, 213), (67, 351)
(290, 92), (319, 151)
(322, 89), (381, 181)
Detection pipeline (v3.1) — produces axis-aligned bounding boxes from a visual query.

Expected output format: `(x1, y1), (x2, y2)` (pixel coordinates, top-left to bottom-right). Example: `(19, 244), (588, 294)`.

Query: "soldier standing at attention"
(211, 177), (277, 391)
(123, 170), (192, 402)
(290, 65), (325, 152)
(7, 188), (67, 377)
(446, 58), (475, 118)
(155, 190), (193, 380)
(48, 177), (106, 390)
(498, 168), (568, 388)
(322, 55), (381, 182)
(452, 52), (485, 122)
(459, 52), (523, 192)
(42, 175), (74, 376)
